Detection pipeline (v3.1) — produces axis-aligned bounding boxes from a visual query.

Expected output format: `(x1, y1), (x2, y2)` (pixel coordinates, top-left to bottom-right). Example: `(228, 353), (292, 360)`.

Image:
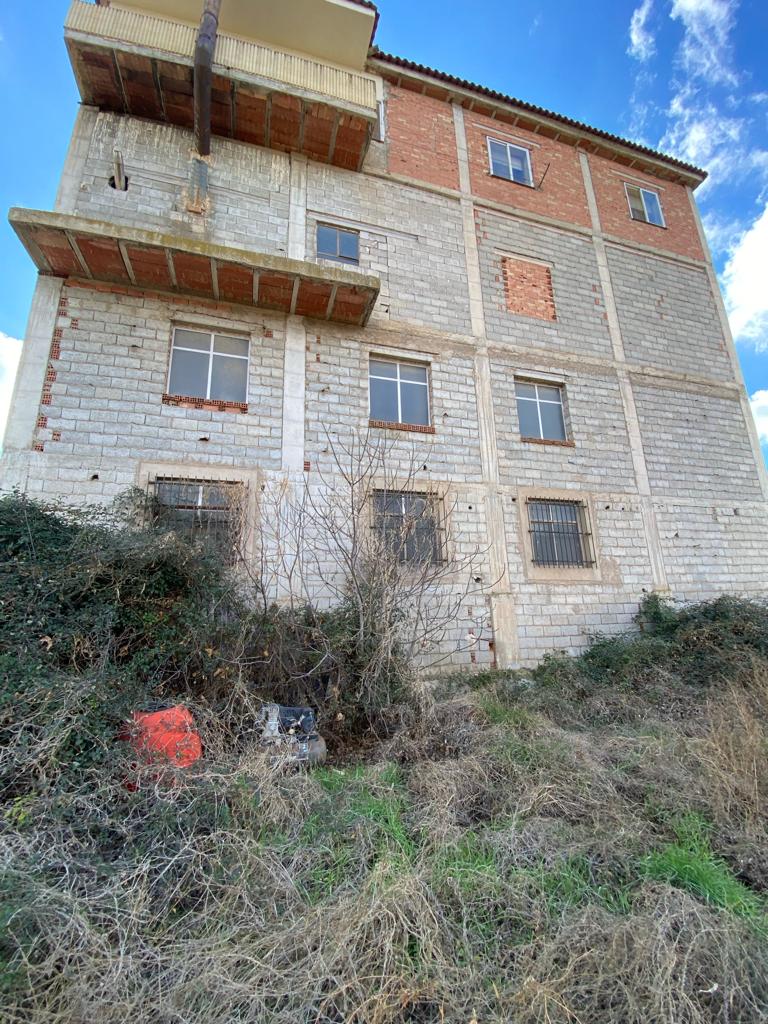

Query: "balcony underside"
(65, 2), (378, 169)
(10, 209), (380, 326)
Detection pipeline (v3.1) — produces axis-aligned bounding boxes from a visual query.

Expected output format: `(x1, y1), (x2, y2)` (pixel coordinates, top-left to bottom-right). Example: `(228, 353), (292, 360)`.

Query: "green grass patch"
(642, 815), (767, 926)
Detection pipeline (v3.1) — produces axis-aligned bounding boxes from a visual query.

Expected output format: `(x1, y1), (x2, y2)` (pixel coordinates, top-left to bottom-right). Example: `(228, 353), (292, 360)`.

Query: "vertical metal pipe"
(194, 0), (222, 157)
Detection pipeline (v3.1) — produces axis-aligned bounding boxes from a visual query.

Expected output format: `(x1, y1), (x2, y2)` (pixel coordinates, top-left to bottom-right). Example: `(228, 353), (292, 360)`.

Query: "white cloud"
(748, 390), (768, 451)
(658, 86), (768, 194)
(722, 203), (768, 347)
(628, 0), (656, 61)
(670, 0), (739, 86)
(0, 332), (23, 447)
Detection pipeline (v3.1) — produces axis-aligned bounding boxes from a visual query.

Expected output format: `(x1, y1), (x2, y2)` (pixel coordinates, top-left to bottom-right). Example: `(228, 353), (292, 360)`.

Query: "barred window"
(167, 328), (249, 403)
(515, 380), (567, 441)
(527, 499), (594, 568)
(373, 490), (443, 564)
(369, 358), (430, 426)
(150, 477), (244, 564)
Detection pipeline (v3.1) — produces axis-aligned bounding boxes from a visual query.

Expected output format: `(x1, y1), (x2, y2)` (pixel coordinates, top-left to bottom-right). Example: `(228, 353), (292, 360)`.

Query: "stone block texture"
(3, 60), (767, 671)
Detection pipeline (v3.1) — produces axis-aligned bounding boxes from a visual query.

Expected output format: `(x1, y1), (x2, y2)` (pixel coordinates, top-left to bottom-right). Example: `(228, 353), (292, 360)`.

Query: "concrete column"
(287, 153), (308, 261)
(453, 102), (518, 666)
(280, 153), (309, 471)
(55, 106), (98, 214)
(2, 276), (63, 453)
(281, 316), (306, 472)
(686, 186), (768, 499)
(579, 151), (669, 591)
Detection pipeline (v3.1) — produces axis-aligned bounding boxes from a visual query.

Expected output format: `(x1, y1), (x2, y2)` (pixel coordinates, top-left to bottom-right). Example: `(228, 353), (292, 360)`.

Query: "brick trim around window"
(368, 418), (436, 434)
(162, 394), (248, 413)
(521, 436), (575, 448)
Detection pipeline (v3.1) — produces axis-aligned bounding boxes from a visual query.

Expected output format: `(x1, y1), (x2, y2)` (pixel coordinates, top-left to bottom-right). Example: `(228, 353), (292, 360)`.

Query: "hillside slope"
(1, 495), (767, 1023)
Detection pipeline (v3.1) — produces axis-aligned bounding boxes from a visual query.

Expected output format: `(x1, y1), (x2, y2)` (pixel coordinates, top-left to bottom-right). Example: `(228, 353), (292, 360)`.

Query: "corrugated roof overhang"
(10, 208), (380, 326)
(369, 51), (706, 187)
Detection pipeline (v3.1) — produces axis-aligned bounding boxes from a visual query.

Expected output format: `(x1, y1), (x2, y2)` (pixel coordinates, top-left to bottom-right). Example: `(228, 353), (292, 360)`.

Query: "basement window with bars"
(149, 477), (245, 564)
(369, 358), (431, 427)
(526, 498), (594, 568)
(167, 328), (249, 404)
(487, 137), (533, 186)
(372, 490), (444, 564)
(316, 224), (360, 265)
(515, 380), (567, 441)
(624, 183), (665, 227)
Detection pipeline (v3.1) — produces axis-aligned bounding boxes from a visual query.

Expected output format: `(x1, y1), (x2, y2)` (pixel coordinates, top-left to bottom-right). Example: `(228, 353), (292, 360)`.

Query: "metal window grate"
(372, 489), (444, 564)
(527, 498), (594, 568)
(148, 477), (245, 564)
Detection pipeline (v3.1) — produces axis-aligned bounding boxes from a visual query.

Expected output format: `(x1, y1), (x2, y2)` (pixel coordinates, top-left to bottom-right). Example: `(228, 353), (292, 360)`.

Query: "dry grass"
(4, 671), (768, 1024)
(2, 498), (768, 1022)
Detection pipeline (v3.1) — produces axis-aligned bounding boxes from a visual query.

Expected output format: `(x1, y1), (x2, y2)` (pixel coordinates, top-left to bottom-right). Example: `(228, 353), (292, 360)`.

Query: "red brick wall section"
(465, 111), (591, 227)
(502, 257), (557, 320)
(587, 153), (704, 260)
(385, 83), (460, 190)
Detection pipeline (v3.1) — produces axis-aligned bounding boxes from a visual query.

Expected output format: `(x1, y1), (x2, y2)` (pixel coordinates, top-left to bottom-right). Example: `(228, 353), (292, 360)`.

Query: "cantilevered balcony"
(64, 0), (380, 170)
(11, 209), (380, 325)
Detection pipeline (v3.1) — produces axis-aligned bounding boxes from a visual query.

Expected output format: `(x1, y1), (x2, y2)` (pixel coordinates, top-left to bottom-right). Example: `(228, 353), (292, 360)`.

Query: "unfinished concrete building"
(3, 0), (767, 668)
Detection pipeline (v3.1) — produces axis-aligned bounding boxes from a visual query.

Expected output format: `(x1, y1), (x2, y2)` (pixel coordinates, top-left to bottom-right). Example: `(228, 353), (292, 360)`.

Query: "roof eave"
(369, 51), (707, 188)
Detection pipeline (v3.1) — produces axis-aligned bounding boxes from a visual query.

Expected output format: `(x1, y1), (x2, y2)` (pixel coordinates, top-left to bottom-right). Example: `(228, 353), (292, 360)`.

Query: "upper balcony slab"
(114, 0), (378, 72)
(65, 0), (378, 169)
(10, 208), (380, 326)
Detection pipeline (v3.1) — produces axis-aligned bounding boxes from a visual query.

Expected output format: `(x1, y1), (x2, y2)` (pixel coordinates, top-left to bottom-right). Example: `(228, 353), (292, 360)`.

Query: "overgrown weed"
(2, 495), (768, 1022)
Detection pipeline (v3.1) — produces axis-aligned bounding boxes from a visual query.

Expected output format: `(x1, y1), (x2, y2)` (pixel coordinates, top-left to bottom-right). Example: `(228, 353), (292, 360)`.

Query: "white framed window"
(369, 357), (431, 427)
(515, 380), (567, 441)
(526, 499), (594, 568)
(317, 224), (360, 265)
(150, 477), (245, 564)
(167, 327), (249, 404)
(624, 183), (665, 227)
(487, 137), (533, 186)
(373, 490), (444, 564)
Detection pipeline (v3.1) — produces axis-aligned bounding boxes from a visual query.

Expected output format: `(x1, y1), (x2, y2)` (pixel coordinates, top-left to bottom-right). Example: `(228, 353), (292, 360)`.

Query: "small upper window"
(527, 499), (593, 568)
(515, 380), (567, 442)
(369, 358), (430, 427)
(317, 224), (360, 265)
(487, 138), (533, 186)
(168, 328), (249, 404)
(625, 184), (665, 227)
(373, 490), (443, 564)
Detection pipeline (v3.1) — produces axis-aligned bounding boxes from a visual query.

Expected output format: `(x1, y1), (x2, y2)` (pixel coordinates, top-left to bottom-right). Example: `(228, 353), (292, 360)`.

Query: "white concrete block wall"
(70, 114), (291, 256)
(633, 380), (763, 501)
(607, 247), (733, 380)
(476, 209), (614, 359)
(306, 163), (472, 334)
(490, 357), (638, 492)
(3, 110), (768, 670)
(35, 285), (285, 472)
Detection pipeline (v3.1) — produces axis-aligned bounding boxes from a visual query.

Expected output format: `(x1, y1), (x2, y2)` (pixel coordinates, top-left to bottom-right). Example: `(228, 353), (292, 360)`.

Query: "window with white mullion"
(515, 380), (567, 441)
(624, 183), (665, 227)
(487, 137), (534, 186)
(369, 357), (430, 426)
(168, 327), (250, 403)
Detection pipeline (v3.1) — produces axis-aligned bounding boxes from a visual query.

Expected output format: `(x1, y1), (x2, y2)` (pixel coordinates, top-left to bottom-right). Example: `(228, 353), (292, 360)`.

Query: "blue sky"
(1, 0), (767, 457)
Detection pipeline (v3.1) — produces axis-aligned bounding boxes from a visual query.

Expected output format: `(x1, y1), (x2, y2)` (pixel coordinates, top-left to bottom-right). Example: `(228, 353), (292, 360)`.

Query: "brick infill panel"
(368, 419), (436, 434)
(162, 394), (248, 414)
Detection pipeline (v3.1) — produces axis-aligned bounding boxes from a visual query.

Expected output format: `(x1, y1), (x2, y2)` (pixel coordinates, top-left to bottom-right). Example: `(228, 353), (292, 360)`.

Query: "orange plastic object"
(127, 705), (202, 768)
